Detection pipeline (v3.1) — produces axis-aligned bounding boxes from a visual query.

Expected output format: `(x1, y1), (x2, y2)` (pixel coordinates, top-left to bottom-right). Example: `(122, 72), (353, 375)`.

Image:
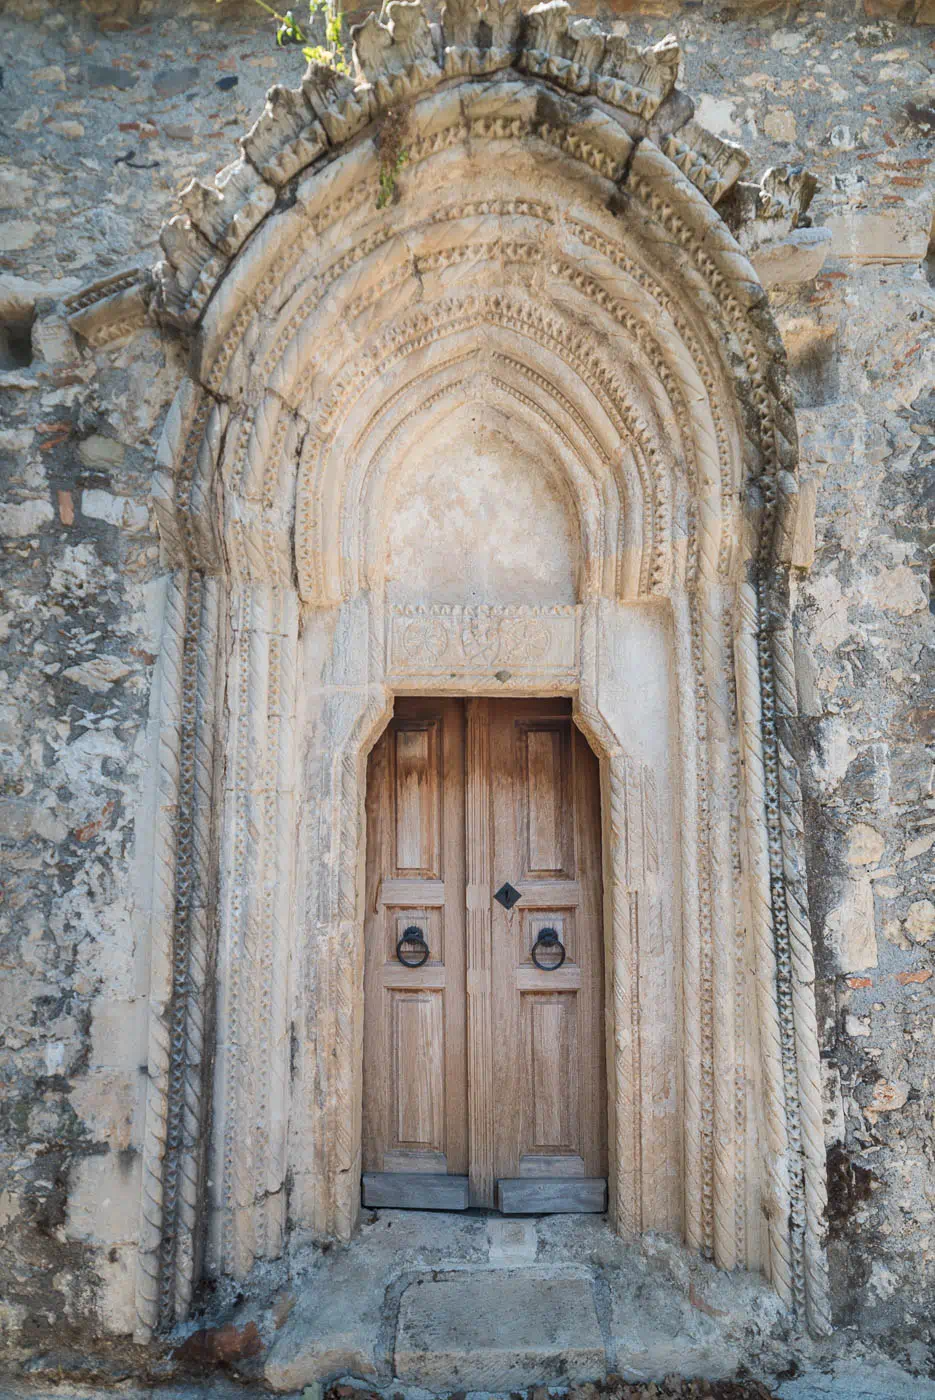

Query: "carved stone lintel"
(388, 605), (578, 677)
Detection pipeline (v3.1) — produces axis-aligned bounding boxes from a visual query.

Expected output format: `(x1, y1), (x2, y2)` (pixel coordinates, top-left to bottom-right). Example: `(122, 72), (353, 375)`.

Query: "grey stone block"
(394, 1274), (606, 1392)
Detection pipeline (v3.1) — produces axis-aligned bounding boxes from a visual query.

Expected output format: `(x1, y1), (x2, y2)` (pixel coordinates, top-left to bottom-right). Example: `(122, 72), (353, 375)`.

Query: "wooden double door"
(362, 698), (607, 1213)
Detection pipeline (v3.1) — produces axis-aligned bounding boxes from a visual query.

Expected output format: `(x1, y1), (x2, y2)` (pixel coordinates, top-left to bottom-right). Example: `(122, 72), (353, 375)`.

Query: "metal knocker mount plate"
(531, 926), (566, 971)
(396, 925), (430, 968)
(494, 882), (522, 911)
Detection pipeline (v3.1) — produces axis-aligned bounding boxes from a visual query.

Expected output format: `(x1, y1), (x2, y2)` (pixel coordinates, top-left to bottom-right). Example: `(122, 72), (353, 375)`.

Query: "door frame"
(293, 595), (673, 1250)
(361, 695), (609, 1211)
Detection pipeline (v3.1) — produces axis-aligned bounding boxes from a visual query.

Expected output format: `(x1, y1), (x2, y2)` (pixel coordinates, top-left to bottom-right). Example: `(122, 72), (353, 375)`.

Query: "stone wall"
(0, 0), (932, 1375)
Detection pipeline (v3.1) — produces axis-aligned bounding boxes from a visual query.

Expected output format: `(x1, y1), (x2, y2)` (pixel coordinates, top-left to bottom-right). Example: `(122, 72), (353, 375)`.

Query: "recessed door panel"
(392, 989), (445, 1149)
(522, 992), (580, 1153)
(393, 723), (440, 876)
(520, 722), (573, 878)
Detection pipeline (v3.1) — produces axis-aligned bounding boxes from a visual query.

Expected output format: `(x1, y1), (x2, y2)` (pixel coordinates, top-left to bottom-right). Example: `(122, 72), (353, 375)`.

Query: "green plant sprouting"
(377, 148), (409, 209)
(221, 1), (412, 211)
(219, 0), (349, 73)
(376, 105), (410, 209)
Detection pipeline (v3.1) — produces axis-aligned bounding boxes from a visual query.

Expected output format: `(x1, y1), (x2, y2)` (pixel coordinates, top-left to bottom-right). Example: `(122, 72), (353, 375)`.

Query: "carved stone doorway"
(361, 697), (607, 1214)
(136, 13), (832, 1339)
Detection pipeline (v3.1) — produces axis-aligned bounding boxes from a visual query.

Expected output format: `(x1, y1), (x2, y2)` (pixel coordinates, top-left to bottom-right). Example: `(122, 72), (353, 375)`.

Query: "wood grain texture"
(490, 701), (607, 1186)
(364, 699), (606, 1210)
(362, 1172), (470, 1209)
(362, 699), (468, 1183)
(520, 1153), (586, 1177)
(496, 1178), (607, 1213)
(465, 698), (495, 1207)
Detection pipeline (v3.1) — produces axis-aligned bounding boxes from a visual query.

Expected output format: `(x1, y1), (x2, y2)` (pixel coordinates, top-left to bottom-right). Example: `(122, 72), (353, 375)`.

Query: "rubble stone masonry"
(0, 0), (932, 1379)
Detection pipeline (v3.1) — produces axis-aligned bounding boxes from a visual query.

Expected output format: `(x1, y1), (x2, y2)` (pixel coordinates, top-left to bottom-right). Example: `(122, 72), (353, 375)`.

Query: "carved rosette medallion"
(498, 615), (551, 662)
(403, 616), (449, 662)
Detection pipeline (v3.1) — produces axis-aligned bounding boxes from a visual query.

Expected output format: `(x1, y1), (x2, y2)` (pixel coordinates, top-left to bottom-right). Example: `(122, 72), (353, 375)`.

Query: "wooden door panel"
(523, 908), (576, 965)
(363, 696), (605, 1213)
(522, 992), (580, 1152)
(486, 700), (607, 1190)
(362, 698), (468, 1194)
(519, 721), (574, 877)
(392, 989), (445, 1149)
(392, 722), (441, 876)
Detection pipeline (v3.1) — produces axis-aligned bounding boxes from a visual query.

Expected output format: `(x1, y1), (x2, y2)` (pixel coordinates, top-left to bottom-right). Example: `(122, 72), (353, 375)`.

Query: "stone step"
(394, 1274), (607, 1393)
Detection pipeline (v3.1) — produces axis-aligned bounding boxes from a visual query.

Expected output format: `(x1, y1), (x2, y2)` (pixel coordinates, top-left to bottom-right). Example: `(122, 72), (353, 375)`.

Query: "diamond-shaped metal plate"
(494, 881), (522, 911)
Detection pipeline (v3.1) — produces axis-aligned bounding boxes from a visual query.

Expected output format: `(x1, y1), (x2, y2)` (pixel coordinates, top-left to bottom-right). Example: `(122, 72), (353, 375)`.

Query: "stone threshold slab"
(394, 1274), (607, 1392)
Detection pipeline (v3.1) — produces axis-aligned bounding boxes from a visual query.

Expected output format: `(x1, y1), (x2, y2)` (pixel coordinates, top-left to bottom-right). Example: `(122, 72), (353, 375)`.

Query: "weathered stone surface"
(753, 227), (831, 288)
(84, 63), (138, 89)
(824, 206), (933, 264)
(1, 0), (934, 1384)
(394, 1276), (606, 1390)
(152, 65), (201, 98)
(825, 876), (878, 973)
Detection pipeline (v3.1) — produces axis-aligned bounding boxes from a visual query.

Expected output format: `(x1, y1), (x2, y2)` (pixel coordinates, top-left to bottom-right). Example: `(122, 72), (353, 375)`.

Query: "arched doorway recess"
(132, 0), (830, 1346)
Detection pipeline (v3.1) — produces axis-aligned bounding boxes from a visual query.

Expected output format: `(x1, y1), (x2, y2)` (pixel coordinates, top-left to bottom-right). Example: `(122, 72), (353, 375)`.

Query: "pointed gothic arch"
(130, 0), (830, 1347)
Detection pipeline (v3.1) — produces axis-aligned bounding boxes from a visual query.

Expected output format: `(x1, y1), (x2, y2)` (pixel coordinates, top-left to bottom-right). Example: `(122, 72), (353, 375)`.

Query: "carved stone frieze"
(520, 6), (680, 123)
(388, 605), (578, 677)
(661, 119), (750, 207)
(351, 0), (442, 106)
(241, 84), (326, 187)
(442, 0), (522, 66)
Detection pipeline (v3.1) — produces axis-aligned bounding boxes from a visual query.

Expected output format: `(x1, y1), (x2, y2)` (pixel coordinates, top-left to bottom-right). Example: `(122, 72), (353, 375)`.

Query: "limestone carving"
(352, 0), (441, 104)
(108, 1), (833, 1349)
(65, 268), (151, 347)
(442, 0), (522, 73)
(389, 605), (577, 676)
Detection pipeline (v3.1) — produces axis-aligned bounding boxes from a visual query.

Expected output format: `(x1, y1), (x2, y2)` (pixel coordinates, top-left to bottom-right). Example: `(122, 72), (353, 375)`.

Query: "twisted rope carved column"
(135, 570), (220, 1340)
(768, 601), (833, 1337)
(736, 580), (794, 1310)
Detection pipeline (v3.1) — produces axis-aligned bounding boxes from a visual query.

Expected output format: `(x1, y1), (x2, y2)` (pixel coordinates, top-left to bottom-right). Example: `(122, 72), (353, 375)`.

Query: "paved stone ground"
(0, 1381), (786, 1399)
(9, 1368), (935, 1400)
(9, 1213), (935, 1400)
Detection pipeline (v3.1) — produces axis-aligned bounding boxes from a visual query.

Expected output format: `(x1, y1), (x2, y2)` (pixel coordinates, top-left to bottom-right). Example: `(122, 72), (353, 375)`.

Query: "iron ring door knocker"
(531, 926), (566, 971)
(396, 925), (430, 968)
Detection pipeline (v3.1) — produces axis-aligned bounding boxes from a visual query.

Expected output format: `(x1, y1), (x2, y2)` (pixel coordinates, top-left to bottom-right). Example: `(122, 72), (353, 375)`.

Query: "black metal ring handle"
(531, 926), (566, 971)
(396, 925), (430, 968)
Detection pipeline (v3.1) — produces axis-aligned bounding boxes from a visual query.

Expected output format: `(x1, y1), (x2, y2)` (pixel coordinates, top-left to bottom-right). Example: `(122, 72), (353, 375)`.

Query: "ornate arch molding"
(130, 0), (830, 1348)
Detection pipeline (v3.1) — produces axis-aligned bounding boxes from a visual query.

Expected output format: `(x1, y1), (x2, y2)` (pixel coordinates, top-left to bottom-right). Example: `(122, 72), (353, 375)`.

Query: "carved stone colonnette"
(106, 0), (831, 1346)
